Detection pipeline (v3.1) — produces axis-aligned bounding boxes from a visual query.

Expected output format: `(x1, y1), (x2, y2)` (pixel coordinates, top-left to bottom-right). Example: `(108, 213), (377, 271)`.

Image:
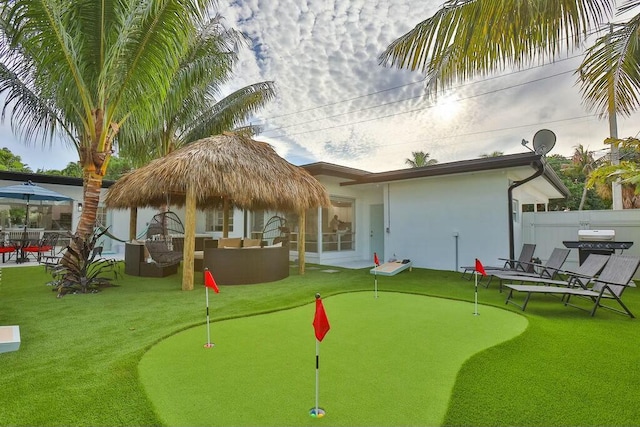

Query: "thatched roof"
(105, 132), (330, 212)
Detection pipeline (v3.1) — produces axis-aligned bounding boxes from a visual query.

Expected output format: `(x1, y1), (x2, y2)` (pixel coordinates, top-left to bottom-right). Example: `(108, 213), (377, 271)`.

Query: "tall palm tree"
(0, 0), (214, 252)
(405, 150), (438, 168)
(379, 0), (640, 118)
(119, 15), (276, 165)
(117, 15), (276, 239)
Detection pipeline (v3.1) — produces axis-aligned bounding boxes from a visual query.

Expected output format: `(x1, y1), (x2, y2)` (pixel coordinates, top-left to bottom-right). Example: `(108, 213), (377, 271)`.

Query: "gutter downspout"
(507, 159), (544, 260)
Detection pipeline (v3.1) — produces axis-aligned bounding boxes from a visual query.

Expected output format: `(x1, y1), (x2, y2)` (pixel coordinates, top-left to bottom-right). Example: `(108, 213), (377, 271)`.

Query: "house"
(299, 152), (568, 271)
(0, 151), (568, 272)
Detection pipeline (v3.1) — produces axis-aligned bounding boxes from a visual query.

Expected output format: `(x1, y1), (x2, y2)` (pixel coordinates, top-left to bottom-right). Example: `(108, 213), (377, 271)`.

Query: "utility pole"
(608, 24), (623, 210)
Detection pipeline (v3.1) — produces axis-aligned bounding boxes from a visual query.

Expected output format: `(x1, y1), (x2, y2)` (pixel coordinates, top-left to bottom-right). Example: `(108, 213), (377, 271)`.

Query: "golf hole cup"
(309, 408), (325, 418)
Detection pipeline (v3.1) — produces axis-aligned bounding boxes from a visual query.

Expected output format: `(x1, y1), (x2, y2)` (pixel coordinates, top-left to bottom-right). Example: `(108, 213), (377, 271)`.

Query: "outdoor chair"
(24, 232), (58, 263)
(504, 254), (640, 318)
(145, 239), (183, 267)
(460, 243), (536, 280)
(485, 247), (570, 291)
(500, 254), (610, 309)
(0, 243), (15, 263)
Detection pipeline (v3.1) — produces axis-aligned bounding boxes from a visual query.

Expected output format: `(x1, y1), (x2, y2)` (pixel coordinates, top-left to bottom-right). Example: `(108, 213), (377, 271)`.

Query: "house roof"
(303, 152), (569, 199)
(0, 171), (115, 188)
(302, 162), (371, 180)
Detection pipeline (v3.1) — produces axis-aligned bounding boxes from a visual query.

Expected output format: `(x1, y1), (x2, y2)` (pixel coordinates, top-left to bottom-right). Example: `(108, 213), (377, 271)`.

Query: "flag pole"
(204, 268), (219, 348)
(204, 286), (214, 347)
(474, 271), (479, 316)
(310, 292), (328, 418)
(315, 338), (320, 414)
(374, 266), (378, 298)
(373, 252), (380, 298)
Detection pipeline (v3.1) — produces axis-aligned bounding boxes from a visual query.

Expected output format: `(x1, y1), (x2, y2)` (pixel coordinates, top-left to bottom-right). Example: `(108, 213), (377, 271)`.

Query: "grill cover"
(578, 230), (615, 241)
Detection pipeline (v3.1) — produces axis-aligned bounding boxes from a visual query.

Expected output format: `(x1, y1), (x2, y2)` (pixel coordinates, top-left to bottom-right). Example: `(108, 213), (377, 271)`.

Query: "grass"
(0, 263), (639, 426)
(139, 292), (527, 426)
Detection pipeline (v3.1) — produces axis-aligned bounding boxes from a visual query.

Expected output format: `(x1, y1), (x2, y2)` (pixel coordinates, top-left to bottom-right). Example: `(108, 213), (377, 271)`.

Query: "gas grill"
(562, 230), (633, 265)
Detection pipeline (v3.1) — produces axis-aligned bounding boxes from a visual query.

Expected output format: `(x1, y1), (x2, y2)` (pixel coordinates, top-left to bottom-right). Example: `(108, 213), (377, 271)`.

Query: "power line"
(263, 69), (576, 138)
(257, 53), (584, 127)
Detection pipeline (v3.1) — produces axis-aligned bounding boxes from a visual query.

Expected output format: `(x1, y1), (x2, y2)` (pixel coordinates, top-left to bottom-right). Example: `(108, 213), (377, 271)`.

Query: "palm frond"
(578, 14), (640, 116)
(180, 81), (276, 143)
(380, 0), (613, 93)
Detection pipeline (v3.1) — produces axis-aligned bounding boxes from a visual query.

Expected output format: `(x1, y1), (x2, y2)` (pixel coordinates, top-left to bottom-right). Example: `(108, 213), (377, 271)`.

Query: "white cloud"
(2, 0), (639, 172)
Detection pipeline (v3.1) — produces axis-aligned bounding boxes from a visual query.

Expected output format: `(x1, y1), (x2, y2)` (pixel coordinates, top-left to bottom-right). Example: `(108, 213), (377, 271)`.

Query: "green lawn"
(0, 263), (639, 426)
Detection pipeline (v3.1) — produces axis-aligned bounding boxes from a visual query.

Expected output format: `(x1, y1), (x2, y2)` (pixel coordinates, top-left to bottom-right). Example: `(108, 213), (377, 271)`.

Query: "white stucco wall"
(384, 171), (512, 272)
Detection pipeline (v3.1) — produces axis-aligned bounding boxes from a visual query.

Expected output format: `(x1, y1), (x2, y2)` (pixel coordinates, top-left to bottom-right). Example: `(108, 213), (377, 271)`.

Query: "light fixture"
(77, 203), (83, 213)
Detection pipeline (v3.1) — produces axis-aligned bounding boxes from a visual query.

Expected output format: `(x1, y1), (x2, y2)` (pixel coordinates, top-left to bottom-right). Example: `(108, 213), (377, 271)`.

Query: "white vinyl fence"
(522, 209), (640, 279)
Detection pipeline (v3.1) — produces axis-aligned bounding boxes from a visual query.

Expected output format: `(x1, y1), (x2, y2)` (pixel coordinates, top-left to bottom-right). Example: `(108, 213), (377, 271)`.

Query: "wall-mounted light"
(77, 203), (83, 213)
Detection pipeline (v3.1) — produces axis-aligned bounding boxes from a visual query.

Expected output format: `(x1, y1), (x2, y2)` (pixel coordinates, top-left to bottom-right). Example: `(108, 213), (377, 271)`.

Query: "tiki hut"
(105, 132), (330, 290)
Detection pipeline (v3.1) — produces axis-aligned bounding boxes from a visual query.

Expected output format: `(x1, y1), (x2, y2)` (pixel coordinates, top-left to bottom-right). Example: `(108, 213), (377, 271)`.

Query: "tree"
(562, 144), (600, 210)
(479, 151), (504, 158)
(114, 15), (276, 241)
(379, 1), (640, 119)
(0, 0), (215, 259)
(405, 151), (438, 168)
(0, 147), (31, 172)
(545, 154), (609, 210)
(587, 137), (640, 207)
(119, 15), (276, 165)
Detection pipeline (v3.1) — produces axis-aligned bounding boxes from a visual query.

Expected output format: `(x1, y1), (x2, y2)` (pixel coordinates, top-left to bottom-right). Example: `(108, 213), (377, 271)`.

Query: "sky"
(2, 0), (640, 173)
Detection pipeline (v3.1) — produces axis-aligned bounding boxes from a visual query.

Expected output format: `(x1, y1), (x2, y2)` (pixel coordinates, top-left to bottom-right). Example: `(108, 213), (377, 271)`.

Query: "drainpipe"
(507, 159), (544, 260)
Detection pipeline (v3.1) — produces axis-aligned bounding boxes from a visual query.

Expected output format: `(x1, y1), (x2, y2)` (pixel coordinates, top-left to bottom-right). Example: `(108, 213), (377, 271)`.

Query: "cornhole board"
(370, 261), (412, 276)
(0, 325), (21, 353)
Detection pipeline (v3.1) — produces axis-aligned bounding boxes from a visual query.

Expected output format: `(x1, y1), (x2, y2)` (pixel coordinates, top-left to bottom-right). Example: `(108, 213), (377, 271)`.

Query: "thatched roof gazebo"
(105, 132), (330, 290)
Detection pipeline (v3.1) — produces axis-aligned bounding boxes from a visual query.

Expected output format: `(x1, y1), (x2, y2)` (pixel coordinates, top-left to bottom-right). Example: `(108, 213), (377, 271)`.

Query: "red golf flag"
(204, 269), (220, 293)
(475, 258), (487, 276)
(313, 296), (330, 342)
(373, 252), (380, 266)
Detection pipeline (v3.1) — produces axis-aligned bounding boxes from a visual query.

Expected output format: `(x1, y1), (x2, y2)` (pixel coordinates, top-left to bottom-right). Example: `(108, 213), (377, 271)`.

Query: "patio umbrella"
(0, 180), (73, 233)
(105, 132), (330, 290)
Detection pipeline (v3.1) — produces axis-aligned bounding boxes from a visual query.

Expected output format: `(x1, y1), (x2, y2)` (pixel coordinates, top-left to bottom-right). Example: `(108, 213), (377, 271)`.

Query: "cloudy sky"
(3, 0), (640, 173)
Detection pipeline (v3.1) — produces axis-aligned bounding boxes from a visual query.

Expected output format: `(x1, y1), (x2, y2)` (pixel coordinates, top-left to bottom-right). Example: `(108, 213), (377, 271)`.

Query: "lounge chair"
(504, 254), (640, 318)
(485, 247), (570, 291)
(460, 243), (536, 280)
(500, 253), (609, 309)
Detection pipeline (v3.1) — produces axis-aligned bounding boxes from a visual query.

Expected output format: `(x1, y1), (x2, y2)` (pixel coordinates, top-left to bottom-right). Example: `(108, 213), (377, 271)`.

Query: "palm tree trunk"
(76, 172), (103, 237)
(579, 185), (588, 210)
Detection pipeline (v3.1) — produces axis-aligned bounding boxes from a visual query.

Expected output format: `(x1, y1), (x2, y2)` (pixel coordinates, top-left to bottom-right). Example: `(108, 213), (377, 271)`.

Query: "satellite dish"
(532, 129), (556, 155)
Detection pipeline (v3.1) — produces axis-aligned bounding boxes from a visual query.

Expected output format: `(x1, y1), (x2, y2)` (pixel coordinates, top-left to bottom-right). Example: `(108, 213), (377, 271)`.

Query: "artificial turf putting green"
(139, 291), (528, 426)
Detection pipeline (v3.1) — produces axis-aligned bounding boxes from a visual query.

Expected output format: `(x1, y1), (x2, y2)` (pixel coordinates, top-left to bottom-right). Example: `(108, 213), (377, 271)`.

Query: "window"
(285, 208), (319, 253)
(512, 199), (519, 223)
(323, 197), (355, 252)
(0, 201), (73, 231)
(205, 208), (234, 232)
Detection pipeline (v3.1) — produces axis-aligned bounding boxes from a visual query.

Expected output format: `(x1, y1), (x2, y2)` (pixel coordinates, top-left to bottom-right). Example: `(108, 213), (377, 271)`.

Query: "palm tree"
(0, 1), (214, 253)
(405, 151), (438, 168)
(119, 15), (276, 165)
(562, 144), (598, 210)
(588, 137), (640, 207)
(379, 0), (640, 119)
(116, 15), (277, 239)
